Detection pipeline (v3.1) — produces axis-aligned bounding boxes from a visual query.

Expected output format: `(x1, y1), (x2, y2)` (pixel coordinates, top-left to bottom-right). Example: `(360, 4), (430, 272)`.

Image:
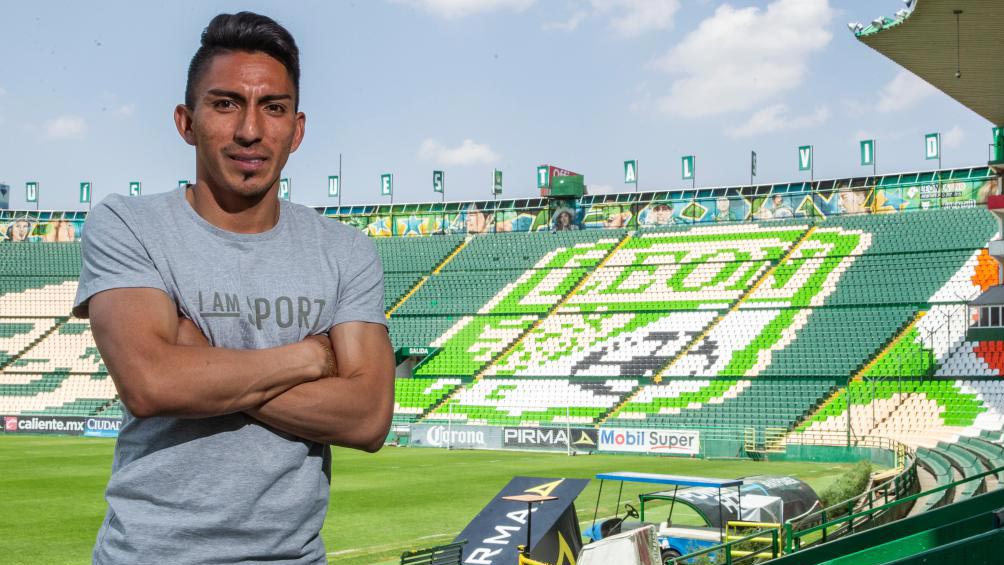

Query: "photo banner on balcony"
(549, 201), (584, 231)
(631, 195), (747, 226)
(581, 201), (635, 229)
(494, 204), (550, 233)
(441, 201), (550, 234)
(752, 193), (802, 220)
(395, 213), (447, 236)
(888, 177), (995, 212)
(1, 217), (83, 242)
(637, 197), (683, 227)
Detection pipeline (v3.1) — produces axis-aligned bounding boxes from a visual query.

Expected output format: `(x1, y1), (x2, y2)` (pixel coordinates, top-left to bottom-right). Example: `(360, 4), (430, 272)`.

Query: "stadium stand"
(1, 187), (1002, 447)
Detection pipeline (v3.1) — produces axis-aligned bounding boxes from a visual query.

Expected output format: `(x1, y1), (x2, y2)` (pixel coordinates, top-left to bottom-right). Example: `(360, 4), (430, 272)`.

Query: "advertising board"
(598, 428), (700, 455)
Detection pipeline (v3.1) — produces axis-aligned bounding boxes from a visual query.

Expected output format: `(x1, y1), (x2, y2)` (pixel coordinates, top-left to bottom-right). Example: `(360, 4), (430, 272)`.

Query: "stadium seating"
(375, 233), (464, 308)
(609, 379), (836, 430)
(0, 201), (1001, 445)
(425, 377), (639, 426)
(393, 377), (463, 424)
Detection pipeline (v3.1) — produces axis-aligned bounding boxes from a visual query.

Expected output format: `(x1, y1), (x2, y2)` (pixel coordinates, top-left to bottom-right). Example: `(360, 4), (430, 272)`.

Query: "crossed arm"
(88, 287), (395, 451)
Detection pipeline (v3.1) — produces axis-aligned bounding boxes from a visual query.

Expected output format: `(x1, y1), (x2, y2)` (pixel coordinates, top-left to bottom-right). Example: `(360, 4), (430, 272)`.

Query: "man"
(73, 12), (394, 564)
(713, 196), (732, 222)
(771, 194), (793, 219)
(646, 202), (675, 226)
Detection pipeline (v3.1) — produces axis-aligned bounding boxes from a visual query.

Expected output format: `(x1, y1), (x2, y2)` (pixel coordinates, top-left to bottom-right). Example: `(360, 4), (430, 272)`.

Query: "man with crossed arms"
(74, 12), (394, 564)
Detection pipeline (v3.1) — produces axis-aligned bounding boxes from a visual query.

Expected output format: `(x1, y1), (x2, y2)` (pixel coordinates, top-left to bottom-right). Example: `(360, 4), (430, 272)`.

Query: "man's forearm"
(121, 340), (327, 419)
(247, 373), (393, 450)
(90, 289), (335, 420)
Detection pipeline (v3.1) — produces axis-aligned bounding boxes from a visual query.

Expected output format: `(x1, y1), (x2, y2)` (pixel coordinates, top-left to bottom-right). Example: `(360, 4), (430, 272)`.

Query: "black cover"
(667, 475), (819, 527)
(455, 476), (589, 565)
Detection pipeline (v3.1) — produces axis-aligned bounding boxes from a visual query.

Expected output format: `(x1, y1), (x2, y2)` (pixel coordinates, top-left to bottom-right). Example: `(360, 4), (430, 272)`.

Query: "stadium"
(4, 1), (1004, 564)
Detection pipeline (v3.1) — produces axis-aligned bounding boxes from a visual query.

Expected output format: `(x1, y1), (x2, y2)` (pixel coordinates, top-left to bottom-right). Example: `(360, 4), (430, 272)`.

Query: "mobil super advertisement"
(599, 428), (700, 455)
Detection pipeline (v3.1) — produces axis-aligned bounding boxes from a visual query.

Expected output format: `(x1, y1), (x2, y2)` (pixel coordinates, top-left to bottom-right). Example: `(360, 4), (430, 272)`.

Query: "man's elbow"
(118, 382), (162, 419)
(115, 365), (180, 418)
(357, 409), (393, 452)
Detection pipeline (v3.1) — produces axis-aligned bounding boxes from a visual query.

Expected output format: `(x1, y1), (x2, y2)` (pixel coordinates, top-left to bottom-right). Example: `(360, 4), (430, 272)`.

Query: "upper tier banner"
(0, 170), (996, 241)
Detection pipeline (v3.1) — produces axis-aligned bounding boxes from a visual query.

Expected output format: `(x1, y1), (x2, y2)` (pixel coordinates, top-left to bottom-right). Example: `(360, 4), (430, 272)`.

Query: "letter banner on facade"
(409, 423), (503, 450)
(598, 428), (700, 455)
(502, 427), (598, 452)
(455, 476), (589, 565)
(2, 415), (122, 437)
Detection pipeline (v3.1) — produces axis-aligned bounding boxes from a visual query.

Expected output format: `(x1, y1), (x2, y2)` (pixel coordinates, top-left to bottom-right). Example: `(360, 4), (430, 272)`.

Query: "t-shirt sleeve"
(72, 197), (169, 318)
(331, 232), (387, 328)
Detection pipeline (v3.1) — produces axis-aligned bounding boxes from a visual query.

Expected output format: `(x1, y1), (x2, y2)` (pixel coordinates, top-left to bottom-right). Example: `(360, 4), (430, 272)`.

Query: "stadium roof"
(972, 286), (1004, 306)
(854, 0), (1004, 126)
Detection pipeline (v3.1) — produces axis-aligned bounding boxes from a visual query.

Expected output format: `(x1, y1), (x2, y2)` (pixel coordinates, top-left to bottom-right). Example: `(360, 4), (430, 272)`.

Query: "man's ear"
(174, 104), (196, 147)
(289, 110), (306, 154)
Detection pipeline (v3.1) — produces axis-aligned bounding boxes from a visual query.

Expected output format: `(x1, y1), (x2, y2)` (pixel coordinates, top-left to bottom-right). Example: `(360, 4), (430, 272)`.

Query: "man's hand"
(246, 322), (394, 450)
(304, 334), (338, 379)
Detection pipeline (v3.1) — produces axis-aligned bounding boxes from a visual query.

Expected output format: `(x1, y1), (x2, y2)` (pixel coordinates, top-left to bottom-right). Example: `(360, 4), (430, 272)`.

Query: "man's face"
(653, 205), (672, 223)
(176, 51), (305, 200)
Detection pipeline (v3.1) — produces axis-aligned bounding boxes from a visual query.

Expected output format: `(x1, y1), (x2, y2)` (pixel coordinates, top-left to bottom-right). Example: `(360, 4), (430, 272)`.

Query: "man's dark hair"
(186, 12), (300, 110)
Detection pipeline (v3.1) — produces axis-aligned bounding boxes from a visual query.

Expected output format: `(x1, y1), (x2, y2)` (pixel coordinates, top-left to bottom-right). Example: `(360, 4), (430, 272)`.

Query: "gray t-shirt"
(73, 188), (386, 564)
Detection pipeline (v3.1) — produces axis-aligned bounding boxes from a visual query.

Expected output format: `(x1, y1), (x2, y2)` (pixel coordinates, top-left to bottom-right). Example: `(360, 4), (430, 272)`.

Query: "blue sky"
(0, 0), (993, 210)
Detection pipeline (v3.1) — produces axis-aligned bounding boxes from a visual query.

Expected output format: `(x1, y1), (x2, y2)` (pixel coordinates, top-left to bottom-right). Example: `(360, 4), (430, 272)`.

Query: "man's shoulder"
(284, 202), (366, 244)
(91, 190), (178, 221)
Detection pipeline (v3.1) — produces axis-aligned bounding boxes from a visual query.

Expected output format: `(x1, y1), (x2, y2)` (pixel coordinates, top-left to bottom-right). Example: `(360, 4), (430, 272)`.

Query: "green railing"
(668, 526), (781, 565)
(781, 439), (917, 552)
(400, 540), (466, 565)
(670, 435), (916, 564)
(784, 463), (1004, 553)
(671, 463), (1002, 564)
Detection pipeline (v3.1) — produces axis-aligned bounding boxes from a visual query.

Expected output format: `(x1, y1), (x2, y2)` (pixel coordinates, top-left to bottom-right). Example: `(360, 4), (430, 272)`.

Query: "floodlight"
(872, 17), (885, 29)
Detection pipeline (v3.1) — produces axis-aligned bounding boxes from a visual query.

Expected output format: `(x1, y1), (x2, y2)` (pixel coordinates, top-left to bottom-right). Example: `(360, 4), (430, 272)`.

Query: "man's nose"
(235, 108), (263, 146)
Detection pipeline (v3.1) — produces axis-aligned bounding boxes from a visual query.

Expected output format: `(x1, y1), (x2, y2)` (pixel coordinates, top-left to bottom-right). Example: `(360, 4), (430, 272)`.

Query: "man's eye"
(213, 100), (235, 110)
(265, 104), (286, 113)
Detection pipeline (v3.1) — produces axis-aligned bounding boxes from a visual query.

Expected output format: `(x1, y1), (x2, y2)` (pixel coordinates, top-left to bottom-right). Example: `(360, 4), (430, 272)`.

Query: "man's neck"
(185, 183), (280, 234)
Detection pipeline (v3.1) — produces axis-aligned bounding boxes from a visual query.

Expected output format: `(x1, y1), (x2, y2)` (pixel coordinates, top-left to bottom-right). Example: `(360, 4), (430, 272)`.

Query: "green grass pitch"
(0, 436), (855, 564)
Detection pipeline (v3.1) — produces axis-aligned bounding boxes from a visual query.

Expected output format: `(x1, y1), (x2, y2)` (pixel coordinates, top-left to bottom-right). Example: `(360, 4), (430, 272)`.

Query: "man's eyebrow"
(205, 89), (293, 104)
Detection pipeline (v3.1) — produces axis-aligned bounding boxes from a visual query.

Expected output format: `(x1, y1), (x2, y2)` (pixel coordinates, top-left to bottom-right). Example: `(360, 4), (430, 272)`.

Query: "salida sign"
(599, 428), (700, 455)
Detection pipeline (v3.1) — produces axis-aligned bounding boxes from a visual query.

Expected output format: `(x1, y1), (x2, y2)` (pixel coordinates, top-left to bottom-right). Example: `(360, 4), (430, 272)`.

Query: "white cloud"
(44, 115), (86, 139)
(547, 0), (679, 36)
(396, 0), (534, 19)
(877, 70), (938, 113)
(542, 11), (588, 32)
(652, 0), (833, 117)
(114, 104), (135, 117)
(418, 138), (500, 166)
(728, 104), (830, 138)
(594, 0), (680, 37)
(943, 125), (965, 149)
